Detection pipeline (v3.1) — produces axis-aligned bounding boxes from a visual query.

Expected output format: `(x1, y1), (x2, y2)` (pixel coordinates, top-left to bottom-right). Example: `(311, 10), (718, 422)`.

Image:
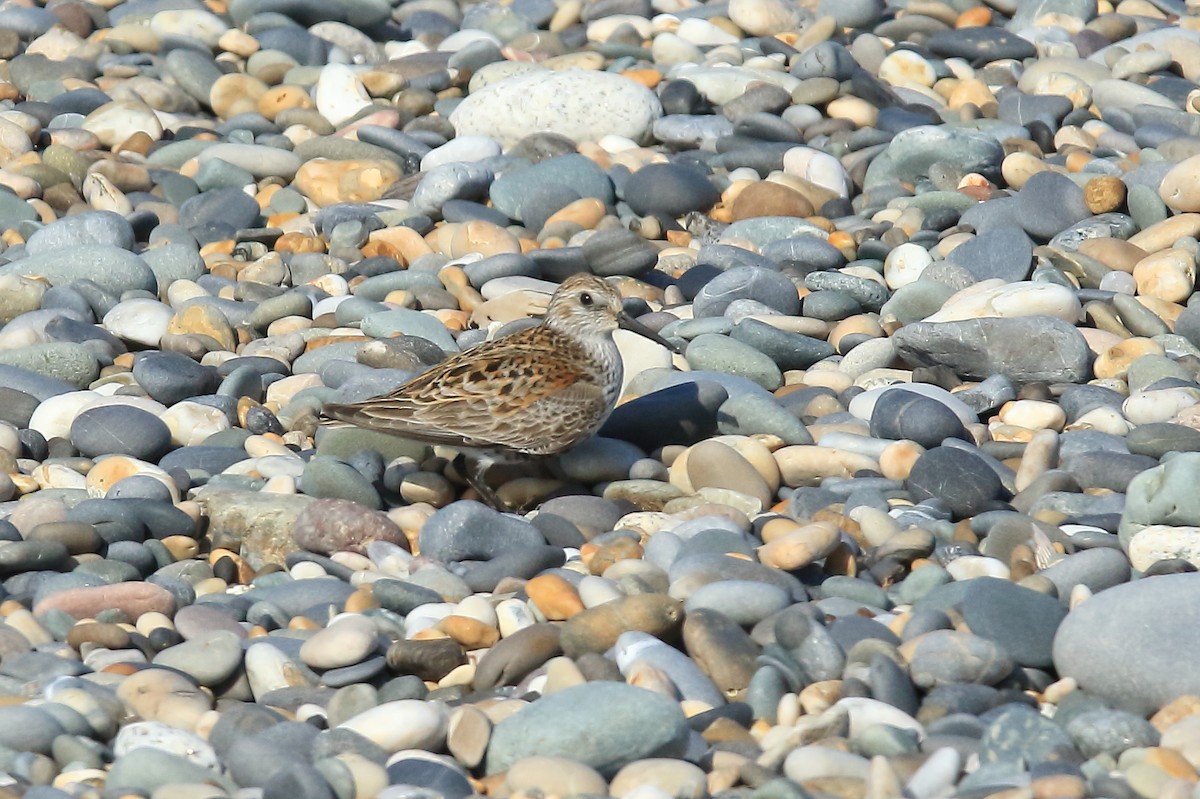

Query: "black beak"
(618, 312), (682, 354)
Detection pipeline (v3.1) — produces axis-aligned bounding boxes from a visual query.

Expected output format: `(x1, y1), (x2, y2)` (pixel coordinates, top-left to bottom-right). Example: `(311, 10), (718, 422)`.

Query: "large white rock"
(450, 69), (662, 147)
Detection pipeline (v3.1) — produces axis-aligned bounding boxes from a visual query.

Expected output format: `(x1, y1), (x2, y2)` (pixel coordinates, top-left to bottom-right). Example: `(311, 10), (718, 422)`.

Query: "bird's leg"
(453, 453), (510, 512)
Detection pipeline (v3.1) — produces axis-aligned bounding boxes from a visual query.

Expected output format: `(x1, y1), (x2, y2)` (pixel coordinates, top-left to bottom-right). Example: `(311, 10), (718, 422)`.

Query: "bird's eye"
(580, 292), (594, 306)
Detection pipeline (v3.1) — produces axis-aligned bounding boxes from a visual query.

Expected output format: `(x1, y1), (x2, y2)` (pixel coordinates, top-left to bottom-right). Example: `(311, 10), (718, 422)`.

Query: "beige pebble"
(505, 756), (607, 797)
(1160, 154), (1200, 212)
(758, 521), (840, 570)
(826, 95), (877, 127)
(209, 73), (269, 120)
(1133, 249), (1196, 303)
(878, 49), (936, 87)
(1128, 214), (1200, 252)
(1093, 337), (1164, 380)
(774, 445), (879, 487)
(115, 667), (213, 732)
(1128, 525), (1200, 572)
(878, 439), (923, 480)
(610, 759), (707, 799)
(1015, 428), (1059, 492)
(293, 158), (401, 206)
(1077, 237), (1146, 273)
(680, 440), (773, 507)
(1000, 151), (1052, 189)
(997, 399), (1066, 431)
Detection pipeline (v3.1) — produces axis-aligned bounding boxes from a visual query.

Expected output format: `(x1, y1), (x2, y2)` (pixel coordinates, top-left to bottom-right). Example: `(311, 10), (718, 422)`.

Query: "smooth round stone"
(978, 705), (1079, 768)
(0, 342), (99, 389)
(104, 745), (232, 794)
(0, 539), (68, 576)
(1065, 708), (1159, 759)
(141, 243), (207, 287)
(70, 404), (172, 461)
(906, 447), (1003, 518)
(609, 758), (707, 799)
(558, 437), (644, 484)
(892, 316), (1091, 384)
(0, 246), (156, 296)
(194, 143), (303, 180)
(173, 603), (246, 641)
(451, 68), (662, 147)
(868, 389), (969, 449)
(113, 720), (220, 771)
(300, 614), (379, 670)
(899, 630), (1013, 688)
(504, 756), (607, 797)
(1127, 525), (1200, 572)
(727, 0), (806, 34)
(385, 638), (467, 681)
(1127, 423), (1200, 458)
(385, 752), (472, 799)
(784, 746), (870, 782)
(116, 666), (213, 730)
(581, 228), (657, 277)
(1053, 572), (1200, 714)
(419, 501), (545, 561)
(685, 334), (782, 391)
(152, 630), (244, 686)
(103, 299), (174, 348)
(1159, 153), (1200, 212)
(337, 700), (447, 753)
(693, 266), (801, 318)
(945, 228), (1034, 282)
(0, 705), (66, 754)
(717, 392), (813, 445)
(410, 162), (494, 217)
(623, 163), (720, 217)
(485, 681), (688, 776)
(178, 186), (262, 234)
(731, 181), (814, 221)
(931, 577), (1068, 668)
(421, 134), (502, 171)
(927, 27), (1037, 61)
(32, 581), (177, 618)
(132, 352), (219, 405)
(1120, 452), (1200, 546)
(684, 579), (790, 626)
(1039, 547), (1130, 599)
(292, 498), (408, 555)
(25, 210), (133, 255)
(489, 154), (614, 222)
(299, 457), (382, 509)
(864, 126), (1004, 190)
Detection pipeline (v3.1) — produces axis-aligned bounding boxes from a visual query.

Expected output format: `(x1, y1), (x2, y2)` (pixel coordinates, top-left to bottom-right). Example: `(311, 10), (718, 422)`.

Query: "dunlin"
(322, 273), (678, 507)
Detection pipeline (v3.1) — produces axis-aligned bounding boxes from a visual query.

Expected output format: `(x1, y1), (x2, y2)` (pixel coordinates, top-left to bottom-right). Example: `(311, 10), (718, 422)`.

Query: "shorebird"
(322, 273), (678, 508)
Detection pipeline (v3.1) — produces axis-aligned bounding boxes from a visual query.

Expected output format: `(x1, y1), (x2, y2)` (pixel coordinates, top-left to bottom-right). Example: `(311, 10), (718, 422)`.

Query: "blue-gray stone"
(25, 211), (134, 255)
(622, 163), (719, 217)
(485, 681), (689, 776)
(0, 246), (156, 295)
(489, 154), (614, 222)
(693, 266), (800, 318)
(419, 501), (545, 561)
(71, 405), (172, 461)
(945, 228), (1034, 282)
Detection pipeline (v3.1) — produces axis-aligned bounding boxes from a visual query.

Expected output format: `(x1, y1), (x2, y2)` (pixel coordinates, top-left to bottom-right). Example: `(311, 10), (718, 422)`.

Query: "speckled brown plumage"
(322, 273), (675, 459)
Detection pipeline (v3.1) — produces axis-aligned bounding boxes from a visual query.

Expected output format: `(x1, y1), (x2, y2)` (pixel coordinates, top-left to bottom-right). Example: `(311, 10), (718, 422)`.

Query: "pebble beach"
(5, 0), (1200, 796)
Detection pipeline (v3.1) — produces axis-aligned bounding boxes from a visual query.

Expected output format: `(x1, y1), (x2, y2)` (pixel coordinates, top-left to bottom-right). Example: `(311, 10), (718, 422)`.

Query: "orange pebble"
(438, 615), (499, 649)
(525, 574), (586, 620)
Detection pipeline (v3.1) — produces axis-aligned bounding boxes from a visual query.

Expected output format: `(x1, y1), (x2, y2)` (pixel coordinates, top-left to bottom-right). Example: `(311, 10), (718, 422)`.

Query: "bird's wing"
(322, 328), (603, 451)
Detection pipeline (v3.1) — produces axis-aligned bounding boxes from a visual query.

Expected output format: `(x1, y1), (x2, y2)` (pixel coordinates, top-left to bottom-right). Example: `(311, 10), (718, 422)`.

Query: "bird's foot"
(453, 453), (512, 513)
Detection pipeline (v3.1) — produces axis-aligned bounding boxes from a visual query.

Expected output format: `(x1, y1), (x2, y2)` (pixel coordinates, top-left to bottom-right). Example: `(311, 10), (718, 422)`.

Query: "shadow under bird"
(321, 273), (679, 509)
